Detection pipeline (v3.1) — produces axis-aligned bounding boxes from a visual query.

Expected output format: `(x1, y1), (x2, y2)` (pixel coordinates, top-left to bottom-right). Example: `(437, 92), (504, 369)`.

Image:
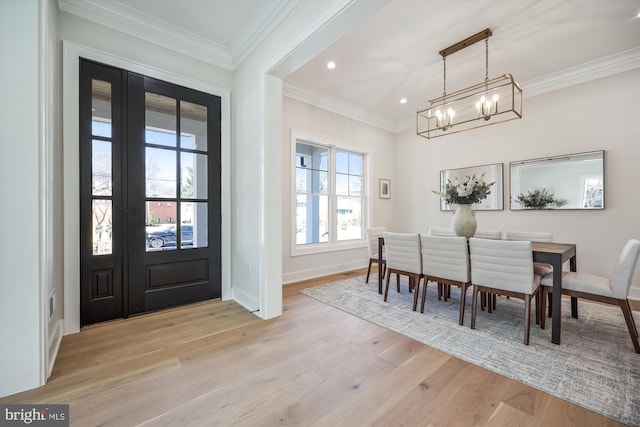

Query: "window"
(293, 132), (367, 254)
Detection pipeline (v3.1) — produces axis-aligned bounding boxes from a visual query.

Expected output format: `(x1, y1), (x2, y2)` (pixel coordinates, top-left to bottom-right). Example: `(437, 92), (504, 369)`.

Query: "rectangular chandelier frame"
(416, 74), (522, 140)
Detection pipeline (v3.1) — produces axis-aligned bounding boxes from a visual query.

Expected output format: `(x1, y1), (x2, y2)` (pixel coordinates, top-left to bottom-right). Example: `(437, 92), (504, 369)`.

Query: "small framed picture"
(379, 179), (391, 199)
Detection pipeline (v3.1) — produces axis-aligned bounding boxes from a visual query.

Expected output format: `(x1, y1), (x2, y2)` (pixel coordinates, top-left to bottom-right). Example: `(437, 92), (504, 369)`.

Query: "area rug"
(300, 276), (640, 426)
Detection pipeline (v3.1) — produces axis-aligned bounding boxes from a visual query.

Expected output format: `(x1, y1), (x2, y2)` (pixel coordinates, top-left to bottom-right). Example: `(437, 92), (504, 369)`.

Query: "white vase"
(451, 204), (477, 238)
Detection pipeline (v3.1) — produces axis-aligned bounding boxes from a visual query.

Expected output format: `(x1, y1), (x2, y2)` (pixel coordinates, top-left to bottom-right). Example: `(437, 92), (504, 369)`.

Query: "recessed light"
(400, 98), (407, 104)
(327, 61), (336, 70)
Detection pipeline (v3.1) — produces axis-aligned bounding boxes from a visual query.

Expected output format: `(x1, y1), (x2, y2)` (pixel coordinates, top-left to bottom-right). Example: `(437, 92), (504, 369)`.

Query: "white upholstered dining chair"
(503, 230), (556, 319)
(540, 239), (640, 353)
(503, 231), (554, 276)
(365, 227), (386, 284)
(428, 227), (454, 237)
(420, 234), (470, 324)
(382, 232), (422, 311)
(473, 230), (502, 240)
(469, 238), (542, 345)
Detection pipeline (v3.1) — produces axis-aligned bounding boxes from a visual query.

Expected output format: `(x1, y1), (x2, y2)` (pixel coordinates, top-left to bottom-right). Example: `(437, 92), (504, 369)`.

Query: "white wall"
(0, 0), (46, 397)
(394, 70), (640, 298)
(58, 12), (232, 89)
(282, 97), (396, 283)
(232, 0), (388, 317)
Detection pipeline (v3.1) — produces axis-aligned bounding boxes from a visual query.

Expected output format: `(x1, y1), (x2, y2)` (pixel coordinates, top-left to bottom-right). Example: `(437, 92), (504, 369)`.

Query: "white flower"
(432, 172), (495, 205)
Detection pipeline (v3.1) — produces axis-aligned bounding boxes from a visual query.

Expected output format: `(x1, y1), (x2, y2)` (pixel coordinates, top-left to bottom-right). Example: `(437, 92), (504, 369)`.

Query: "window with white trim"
(293, 135), (366, 253)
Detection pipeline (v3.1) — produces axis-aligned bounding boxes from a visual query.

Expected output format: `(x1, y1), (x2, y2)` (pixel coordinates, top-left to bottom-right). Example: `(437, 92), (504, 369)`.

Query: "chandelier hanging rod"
(439, 28), (492, 58)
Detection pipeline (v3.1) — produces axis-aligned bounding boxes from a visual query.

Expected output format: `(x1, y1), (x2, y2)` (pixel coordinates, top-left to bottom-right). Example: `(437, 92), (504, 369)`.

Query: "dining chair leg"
(480, 292), (486, 311)
(487, 293), (493, 313)
(412, 276), (420, 311)
(384, 270), (391, 302)
(524, 294), (531, 345)
(437, 283), (442, 300)
(471, 286), (479, 330)
(396, 273), (400, 293)
(618, 299), (640, 354)
(540, 287), (547, 329)
(421, 280), (429, 313)
(534, 289), (540, 326)
(365, 259), (373, 283)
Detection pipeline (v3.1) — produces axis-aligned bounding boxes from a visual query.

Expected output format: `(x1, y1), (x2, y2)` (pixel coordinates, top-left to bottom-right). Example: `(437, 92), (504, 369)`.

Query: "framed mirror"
(510, 150), (604, 210)
(439, 163), (503, 211)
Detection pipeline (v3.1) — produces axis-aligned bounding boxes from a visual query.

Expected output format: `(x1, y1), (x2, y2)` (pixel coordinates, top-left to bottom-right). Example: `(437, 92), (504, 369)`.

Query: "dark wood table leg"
(570, 256), (578, 318)
(378, 237), (384, 295)
(551, 254), (562, 345)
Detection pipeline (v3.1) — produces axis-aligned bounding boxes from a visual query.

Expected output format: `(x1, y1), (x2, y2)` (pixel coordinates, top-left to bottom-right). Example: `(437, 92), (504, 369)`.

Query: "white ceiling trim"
(287, 48), (640, 134)
(523, 47), (640, 98)
(58, 0), (297, 71)
(58, 0), (233, 69)
(283, 82), (396, 133)
(230, 0), (300, 69)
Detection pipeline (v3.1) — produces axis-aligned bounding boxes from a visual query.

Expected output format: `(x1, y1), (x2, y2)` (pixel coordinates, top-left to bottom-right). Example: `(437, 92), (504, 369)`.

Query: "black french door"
(80, 59), (221, 326)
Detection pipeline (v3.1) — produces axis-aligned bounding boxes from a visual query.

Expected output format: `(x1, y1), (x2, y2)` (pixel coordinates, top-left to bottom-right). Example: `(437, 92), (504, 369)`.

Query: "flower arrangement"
(433, 173), (495, 205)
(516, 188), (567, 209)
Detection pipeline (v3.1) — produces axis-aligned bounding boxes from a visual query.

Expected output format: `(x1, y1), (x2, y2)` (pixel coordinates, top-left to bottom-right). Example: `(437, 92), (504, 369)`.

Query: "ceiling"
(285, 0), (640, 130)
(61, 0), (640, 131)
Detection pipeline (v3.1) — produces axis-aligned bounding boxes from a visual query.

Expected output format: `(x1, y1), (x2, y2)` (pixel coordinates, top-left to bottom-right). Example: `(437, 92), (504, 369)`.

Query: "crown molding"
(58, 0), (233, 69)
(230, 0), (299, 69)
(58, 0), (298, 71)
(283, 82), (396, 133)
(383, 48), (640, 133)
(522, 47), (640, 98)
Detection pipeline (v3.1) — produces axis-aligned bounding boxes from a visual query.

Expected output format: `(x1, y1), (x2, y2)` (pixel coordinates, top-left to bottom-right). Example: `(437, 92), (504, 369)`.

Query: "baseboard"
(232, 287), (261, 316)
(628, 287), (640, 302)
(47, 319), (63, 379)
(283, 260), (368, 284)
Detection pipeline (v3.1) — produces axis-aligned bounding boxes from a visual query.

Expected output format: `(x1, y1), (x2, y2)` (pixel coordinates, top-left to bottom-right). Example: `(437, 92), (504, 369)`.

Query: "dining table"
(377, 237), (577, 345)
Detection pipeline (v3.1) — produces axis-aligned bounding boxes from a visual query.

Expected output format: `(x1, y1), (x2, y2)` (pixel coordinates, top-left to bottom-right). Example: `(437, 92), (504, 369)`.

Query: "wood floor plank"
(487, 402), (544, 427)
(0, 269), (627, 426)
(310, 347), (452, 426)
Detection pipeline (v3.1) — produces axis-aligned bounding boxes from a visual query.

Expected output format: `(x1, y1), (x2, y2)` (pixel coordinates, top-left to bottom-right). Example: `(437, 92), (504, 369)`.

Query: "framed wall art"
(379, 179), (391, 199)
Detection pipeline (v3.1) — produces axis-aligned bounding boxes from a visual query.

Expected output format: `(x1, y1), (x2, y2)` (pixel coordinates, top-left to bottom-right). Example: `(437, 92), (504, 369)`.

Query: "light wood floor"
(1, 268), (630, 426)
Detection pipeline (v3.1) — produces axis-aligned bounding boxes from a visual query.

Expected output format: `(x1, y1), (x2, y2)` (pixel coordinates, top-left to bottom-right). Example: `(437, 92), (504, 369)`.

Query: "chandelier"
(416, 29), (522, 139)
